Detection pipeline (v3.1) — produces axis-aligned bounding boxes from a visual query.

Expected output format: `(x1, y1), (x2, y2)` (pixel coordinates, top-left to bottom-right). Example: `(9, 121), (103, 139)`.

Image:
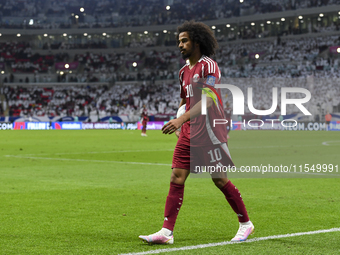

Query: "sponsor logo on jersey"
(206, 75), (216, 87)
(193, 73), (200, 82)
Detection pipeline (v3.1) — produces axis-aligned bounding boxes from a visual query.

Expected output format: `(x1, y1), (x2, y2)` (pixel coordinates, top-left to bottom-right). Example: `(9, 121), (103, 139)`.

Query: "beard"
(180, 44), (195, 60)
(181, 51), (191, 60)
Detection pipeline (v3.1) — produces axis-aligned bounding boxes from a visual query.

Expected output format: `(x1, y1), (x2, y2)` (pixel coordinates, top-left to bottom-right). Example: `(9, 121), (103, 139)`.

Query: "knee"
(212, 178), (229, 189)
(170, 171), (186, 185)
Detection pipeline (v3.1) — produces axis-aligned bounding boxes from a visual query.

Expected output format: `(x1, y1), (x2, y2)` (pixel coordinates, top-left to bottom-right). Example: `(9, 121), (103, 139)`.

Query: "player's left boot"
(231, 221), (254, 241)
(139, 228), (174, 244)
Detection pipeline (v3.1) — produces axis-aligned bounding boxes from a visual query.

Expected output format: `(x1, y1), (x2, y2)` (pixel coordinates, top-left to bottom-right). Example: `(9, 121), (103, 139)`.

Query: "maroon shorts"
(172, 133), (190, 170)
(172, 133), (234, 174)
(142, 121), (147, 131)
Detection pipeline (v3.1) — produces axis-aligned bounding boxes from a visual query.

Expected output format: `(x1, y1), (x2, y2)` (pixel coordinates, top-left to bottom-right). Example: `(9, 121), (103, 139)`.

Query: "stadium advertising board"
(231, 121), (333, 131)
(0, 122), (13, 130)
(2, 121), (337, 131)
(53, 122), (82, 130)
(137, 121), (165, 130)
(83, 122), (117, 130)
(125, 123), (138, 130)
(284, 122), (327, 131)
(13, 122), (52, 130)
(328, 121), (340, 131)
(13, 122), (81, 130)
(82, 122), (138, 130)
(27, 122), (52, 130)
(12, 122), (82, 130)
(4, 122), (138, 130)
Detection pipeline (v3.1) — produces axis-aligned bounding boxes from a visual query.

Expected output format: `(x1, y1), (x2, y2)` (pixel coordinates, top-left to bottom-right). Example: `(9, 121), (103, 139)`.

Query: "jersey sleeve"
(179, 69), (186, 98)
(201, 60), (223, 109)
(203, 60), (221, 84)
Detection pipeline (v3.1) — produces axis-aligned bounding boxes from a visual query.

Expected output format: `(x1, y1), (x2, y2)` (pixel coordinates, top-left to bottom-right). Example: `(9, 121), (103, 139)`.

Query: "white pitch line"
(3, 144), (316, 158)
(231, 144), (313, 149)
(119, 228), (340, 255)
(4, 155), (172, 166)
(282, 171), (340, 177)
(322, 140), (340, 146)
(5, 149), (174, 157)
(4, 155), (339, 176)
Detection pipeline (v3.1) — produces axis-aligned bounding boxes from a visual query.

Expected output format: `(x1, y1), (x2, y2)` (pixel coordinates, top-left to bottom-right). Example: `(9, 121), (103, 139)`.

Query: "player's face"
(178, 32), (194, 60)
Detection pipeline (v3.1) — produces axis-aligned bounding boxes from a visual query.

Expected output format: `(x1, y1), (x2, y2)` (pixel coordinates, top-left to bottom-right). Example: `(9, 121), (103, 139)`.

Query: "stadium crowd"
(3, 34), (340, 80)
(1, 29), (340, 118)
(0, 0), (340, 29)
(218, 35), (340, 78)
(1, 82), (181, 118)
(2, 74), (339, 120)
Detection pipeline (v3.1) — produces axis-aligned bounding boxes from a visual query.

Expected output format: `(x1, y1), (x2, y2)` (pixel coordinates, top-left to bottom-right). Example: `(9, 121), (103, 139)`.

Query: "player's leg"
(141, 123), (147, 136)
(139, 138), (190, 244)
(138, 168), (189, 244)
(211, 174), (254, 241)
(209, 143), (254, 241)
(227, 119), (231, 139)
(164, 167), (189, 227)
(225, 118), (230, 139)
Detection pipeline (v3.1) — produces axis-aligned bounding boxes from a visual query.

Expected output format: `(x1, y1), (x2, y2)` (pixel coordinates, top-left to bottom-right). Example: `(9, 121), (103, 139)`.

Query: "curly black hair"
(176, 20), (218, 57)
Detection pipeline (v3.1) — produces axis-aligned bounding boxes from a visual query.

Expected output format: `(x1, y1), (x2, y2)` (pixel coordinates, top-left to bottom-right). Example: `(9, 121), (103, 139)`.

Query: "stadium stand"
(2, 82), (180, 120)
(1, 0), (340, 28)
(0, 0), (340, 121)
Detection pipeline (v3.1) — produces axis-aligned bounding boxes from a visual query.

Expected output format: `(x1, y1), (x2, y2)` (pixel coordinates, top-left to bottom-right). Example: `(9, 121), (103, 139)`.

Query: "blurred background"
(0, 0), (339, 126)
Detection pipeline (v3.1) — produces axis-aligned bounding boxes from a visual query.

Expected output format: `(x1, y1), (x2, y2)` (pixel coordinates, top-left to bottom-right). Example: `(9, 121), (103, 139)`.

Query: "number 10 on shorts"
(208, 148), (222, 163)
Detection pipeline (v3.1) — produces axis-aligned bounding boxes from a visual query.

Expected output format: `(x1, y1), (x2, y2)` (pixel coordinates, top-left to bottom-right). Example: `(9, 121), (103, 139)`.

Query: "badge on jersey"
(198, 76), (222, 110)
(206, 75), (216, 87)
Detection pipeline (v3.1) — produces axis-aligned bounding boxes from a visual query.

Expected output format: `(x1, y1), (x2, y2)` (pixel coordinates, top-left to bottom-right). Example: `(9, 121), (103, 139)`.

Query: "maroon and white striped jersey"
(178, 55), (227, 146)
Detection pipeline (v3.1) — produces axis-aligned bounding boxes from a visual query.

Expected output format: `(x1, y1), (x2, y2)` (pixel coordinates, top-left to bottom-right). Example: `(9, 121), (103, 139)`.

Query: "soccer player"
(139, 20), (254, 244)
(140, 105), (148, 136)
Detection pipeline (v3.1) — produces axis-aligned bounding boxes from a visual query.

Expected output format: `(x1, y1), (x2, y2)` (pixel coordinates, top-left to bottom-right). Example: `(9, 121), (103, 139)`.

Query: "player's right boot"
(139, 228), (174, 244)
(231, 221), (254, 241)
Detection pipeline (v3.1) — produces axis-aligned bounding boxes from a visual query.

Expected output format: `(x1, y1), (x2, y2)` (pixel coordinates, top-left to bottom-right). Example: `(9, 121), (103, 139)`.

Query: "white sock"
(161, 228), (173, 236)
(240, 221), (251, 225)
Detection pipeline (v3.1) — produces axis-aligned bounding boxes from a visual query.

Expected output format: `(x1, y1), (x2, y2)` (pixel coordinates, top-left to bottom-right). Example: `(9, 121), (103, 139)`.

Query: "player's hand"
(162, 119), (182, 135)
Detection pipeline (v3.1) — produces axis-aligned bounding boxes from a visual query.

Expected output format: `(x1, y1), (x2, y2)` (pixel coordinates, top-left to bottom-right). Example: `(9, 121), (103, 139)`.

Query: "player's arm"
(163, 77), (217, 135)
(162, 97), (213, 134)
(183, 97), (213, 120)
(182, 72), (218, 122)
(178, 98), (186, 108)
(174, 98), (186, 138)
(163, 69), (216, 134)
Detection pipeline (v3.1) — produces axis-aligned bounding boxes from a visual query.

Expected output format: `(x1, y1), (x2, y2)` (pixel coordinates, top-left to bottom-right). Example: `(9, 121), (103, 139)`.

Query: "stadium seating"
(1, 0), (340, 28)
(0, 0), (340, 119)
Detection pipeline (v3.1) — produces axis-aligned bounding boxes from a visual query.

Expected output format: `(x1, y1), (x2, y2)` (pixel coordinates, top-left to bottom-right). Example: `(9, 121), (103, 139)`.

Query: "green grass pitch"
(0, 129), (339, 254)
